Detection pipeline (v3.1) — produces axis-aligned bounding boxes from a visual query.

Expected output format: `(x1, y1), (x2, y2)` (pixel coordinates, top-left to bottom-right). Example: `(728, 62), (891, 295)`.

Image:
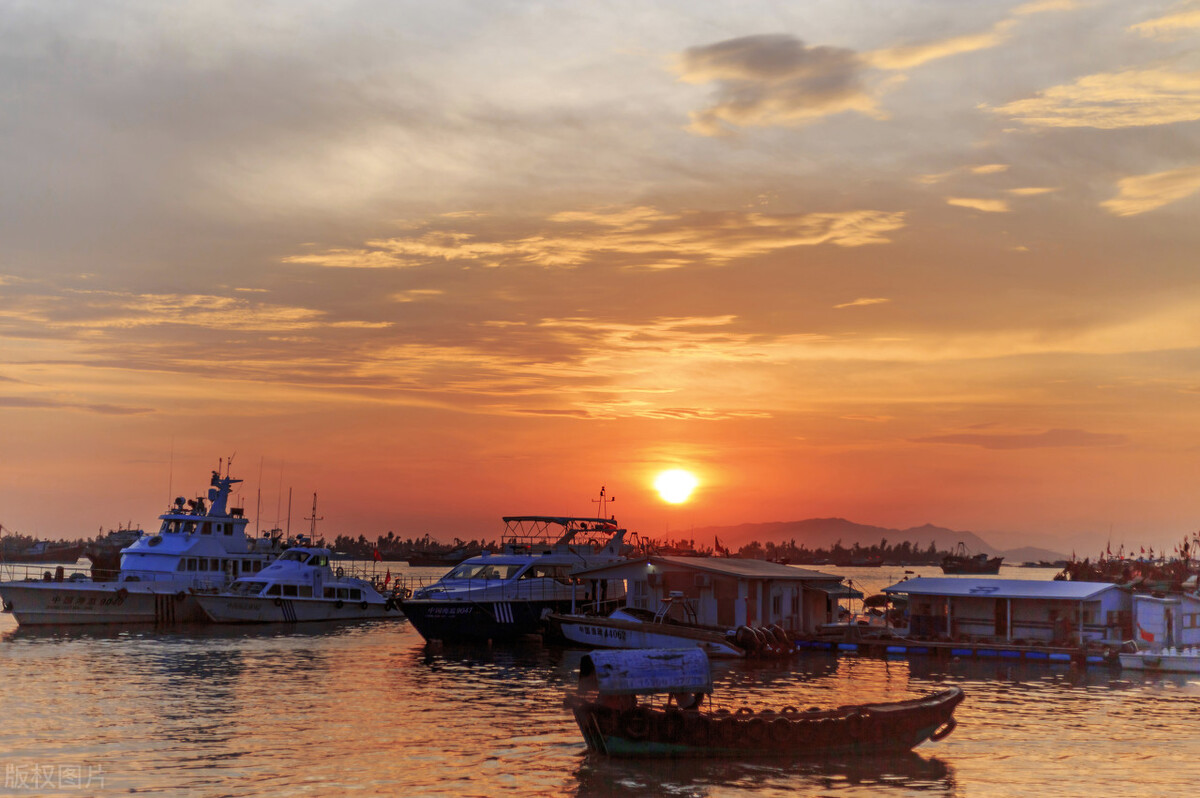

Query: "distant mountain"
(685, 518), (1067, 562)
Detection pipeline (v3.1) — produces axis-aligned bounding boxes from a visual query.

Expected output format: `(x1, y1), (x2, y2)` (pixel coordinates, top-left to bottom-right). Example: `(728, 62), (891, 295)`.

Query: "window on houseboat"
(282, 585), (298, 597)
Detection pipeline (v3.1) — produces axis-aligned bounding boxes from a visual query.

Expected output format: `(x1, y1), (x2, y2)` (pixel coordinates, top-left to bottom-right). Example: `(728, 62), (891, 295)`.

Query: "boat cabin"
(883, 577), (1132, 645)
(1129, 592), (1200, 649)
(570, 556), (851, 634)
(226, 546), (373, 602)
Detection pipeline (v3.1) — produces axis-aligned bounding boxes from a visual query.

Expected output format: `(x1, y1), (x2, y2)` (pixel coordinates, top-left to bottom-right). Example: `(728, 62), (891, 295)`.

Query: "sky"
(3, 0), (1200, 555)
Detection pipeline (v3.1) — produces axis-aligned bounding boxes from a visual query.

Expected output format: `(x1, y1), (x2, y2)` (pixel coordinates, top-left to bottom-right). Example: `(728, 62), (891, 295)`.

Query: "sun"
(654, 469), (699, 504)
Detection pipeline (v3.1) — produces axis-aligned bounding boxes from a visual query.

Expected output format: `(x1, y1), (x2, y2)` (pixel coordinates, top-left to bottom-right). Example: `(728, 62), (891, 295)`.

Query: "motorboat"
(0, 468), (285, 625)
(193, 546), (401, 623)
(401, 514), (628, 642)
(1118, 645), (1200, 673)
(564, 648), (965, 758)
(546, 594), (789, 659)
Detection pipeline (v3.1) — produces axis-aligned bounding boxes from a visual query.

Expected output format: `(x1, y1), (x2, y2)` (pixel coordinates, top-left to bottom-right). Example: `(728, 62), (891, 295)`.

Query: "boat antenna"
(592, 486), (615, 520)
(286, 487), (292, 536)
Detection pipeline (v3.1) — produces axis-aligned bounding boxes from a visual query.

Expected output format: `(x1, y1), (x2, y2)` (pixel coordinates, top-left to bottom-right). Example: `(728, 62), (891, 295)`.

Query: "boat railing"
(405, 573), (587, 601)
(0, 562), (95, 583)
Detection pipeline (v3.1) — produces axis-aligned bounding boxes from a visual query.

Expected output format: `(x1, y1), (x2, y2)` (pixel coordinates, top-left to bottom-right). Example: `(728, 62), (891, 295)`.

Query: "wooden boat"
(940, 542), (1002, 574)
(564, 648), (964, 758)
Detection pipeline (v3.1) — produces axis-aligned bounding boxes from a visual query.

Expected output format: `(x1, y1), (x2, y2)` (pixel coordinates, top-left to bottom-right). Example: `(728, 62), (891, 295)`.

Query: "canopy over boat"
(578, 648), (712, 696)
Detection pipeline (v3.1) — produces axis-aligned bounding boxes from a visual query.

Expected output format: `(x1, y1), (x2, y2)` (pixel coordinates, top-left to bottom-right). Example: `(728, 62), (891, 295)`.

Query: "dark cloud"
(0, 396), (154, 415)
(677, 34), (879, 135)
(912, 428), (1128, 450)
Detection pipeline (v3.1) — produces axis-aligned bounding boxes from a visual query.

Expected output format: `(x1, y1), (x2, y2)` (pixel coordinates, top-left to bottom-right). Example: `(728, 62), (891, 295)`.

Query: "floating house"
(569, 556), (856, 635)
(1130, 591), (1200, 649)
(882, 577), (1131, 645)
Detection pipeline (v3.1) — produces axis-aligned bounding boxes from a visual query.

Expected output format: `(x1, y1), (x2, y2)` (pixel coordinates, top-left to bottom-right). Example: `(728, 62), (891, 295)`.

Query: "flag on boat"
(714, 536), (730, 557)
(383, 569), (391, 587)
(373, 548), (382, 562)
(1139, 626), (1155, 643)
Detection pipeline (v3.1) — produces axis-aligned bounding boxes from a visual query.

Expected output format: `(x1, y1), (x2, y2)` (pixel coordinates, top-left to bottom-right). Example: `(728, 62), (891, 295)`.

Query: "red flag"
(383, 569), (391, 587)
(373, 548), (382, 562)
(1139, 627), (1155, 643)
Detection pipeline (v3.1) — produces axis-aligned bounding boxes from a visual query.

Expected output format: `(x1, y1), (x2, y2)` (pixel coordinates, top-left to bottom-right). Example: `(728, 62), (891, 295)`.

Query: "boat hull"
(566, 687), (964, 758)
(0, 582), (205, 625)
(1118, 652), (1200, 673)
(194, 594), (400, 624)
(401, 598), (573, 641)
(546, 613), (746, 658)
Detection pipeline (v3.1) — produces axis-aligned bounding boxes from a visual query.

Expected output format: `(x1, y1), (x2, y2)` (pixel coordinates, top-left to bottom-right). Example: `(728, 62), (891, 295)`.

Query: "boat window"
(337, 588), (349, 600)
(222, 523), (232, 536)
(177, 561), (188, 572)
(312, 554), (328, 567)
(299, 586), (313, 598)
(182, 522), (196, 534)
(474, 564), (523, 580)
(282, 584), (298, 597)
(279, 551), (306, 562)
(266, 584), (281, 596)
(446, 563), (486, 579)
(520, 564), (572, 582)
(349, 589), (361, 600)
(186, 558), (198, 571)
(232, 581), (266, 596)
(199, 559), (209, 571)
(200, 523), (212, 535)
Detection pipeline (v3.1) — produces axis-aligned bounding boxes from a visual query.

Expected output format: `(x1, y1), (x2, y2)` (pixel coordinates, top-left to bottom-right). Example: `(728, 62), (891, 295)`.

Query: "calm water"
(2, 565), (1197, 797)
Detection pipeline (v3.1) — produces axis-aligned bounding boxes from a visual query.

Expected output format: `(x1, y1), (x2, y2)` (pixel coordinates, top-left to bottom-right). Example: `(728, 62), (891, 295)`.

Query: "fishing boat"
(545, 593), (788, 659)
(193, 546), (401, 623)
(0, 540), (87, 563)
(940, 542), (1003, 574)
(401, 514), (628, 642)
(406, 540), (479, 567)
(0, 468), (285, 625)
(564, 648), (964, 758)
(84, 525), (145, 581)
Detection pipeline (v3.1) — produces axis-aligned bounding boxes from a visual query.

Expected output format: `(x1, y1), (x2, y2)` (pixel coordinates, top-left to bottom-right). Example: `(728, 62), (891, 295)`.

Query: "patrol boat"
(193, 546), (402, 623)
(0, 468), (284, 625)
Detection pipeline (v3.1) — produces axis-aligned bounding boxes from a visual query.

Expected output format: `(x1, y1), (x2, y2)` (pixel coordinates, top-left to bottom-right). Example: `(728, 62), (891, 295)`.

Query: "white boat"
(1119, 646), (1200, 673)
(193, 546), (401, 623)
(0, 468), (284, 625)
(546, 596), (751, 658)
(401, 514), (628, 642)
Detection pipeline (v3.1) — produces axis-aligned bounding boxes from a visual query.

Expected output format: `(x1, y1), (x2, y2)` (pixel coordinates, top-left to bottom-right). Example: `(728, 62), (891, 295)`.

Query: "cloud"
(1130, 6), (1200, 39)
(986, 69), (1200, 129)
(865, 19), (1018, 71)
(834, 297), (890, 309)
(676, 35), (886, 135)
(285, 206), (908, 271)
(913, 428), (1128, 450)
(947, 197), (1011, 213)
(0, 396), (154, 415)
(1101, 165), (1200, 216)
(1007, 187), (1058, 196)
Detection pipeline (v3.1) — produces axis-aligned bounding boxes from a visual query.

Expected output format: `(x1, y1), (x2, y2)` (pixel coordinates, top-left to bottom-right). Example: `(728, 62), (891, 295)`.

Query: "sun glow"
(654, 469), (699, 504)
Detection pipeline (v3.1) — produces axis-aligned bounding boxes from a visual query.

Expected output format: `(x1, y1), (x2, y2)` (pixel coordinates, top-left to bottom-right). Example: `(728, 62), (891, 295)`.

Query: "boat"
(0, 468), (286, 625)
(563, 648), (965, 758)
(0, 540), (87, 563)
(546, 593), (788, 659)
(401, 514), (628, 642)
(406, 540), (480, 567)
(1118, 645), (1200, 673)
(84, 525), (145, 581)
(940, 542), (1003, 574)
(193, 546), (402, 623)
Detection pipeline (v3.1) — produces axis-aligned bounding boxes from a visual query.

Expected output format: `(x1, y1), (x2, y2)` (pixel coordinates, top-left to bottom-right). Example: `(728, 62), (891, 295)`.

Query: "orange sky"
(3, 1), (1200, 555)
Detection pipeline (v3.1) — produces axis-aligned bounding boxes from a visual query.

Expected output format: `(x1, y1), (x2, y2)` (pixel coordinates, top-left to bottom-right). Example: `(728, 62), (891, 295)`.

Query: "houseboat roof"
(573, 555), (840, 582)
(578, 648), (712, 696)
(882, 577), (1123, 601)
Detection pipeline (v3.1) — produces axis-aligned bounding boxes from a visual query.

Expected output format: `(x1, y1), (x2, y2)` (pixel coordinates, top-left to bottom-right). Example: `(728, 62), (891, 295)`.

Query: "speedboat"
(193, 546), (401, 623)
(564, 648), (964, 758)
(0, 468), (284, 625)
(1119, 645), (1200, 673)
(401, 514), (628, 642)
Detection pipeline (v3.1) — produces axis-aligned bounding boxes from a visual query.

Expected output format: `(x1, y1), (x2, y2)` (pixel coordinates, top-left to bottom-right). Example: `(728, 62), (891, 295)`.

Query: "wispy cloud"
(1130, 5), (1200, 39)
(1101, 165), (1200, 216)
(947, 197), (1011, 213)
(865, 19), (1018, 70)
(913, 428), (1127, 449)
(987, 69), (1200, 129)
(285, 206), (908, 271)
(834, 297), (890, 309)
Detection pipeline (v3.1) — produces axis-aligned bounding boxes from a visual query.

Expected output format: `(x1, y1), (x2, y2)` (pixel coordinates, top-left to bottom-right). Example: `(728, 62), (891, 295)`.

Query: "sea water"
(1, 565), (1196, 797)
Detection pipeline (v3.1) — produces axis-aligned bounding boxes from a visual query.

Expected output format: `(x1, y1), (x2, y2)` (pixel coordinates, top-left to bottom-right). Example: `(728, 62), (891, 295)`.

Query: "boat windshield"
(230, 581), (267, 596)
(445, 562), (523, 581)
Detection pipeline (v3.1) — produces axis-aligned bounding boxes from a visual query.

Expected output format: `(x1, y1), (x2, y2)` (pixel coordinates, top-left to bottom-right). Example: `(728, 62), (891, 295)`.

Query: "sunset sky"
(4, 1), (1200, 555)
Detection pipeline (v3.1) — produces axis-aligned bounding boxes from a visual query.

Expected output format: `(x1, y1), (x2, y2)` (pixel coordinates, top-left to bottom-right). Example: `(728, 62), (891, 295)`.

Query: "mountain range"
(685, 517), (1068, 564)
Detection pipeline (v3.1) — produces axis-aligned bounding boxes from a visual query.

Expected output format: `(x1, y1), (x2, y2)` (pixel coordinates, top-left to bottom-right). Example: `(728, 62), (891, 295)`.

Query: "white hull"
(1119, 651), (1200, 673)
(549, 614), (745, 658)
(0, 582), (204, 625)
(194, 594), (400, 624)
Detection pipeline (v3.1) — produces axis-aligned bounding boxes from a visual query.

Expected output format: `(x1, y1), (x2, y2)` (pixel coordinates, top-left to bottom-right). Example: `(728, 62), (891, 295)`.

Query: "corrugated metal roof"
(572, 555), (839, 581)
(579, 648), (712, 695)
(881, 577), (1122, 601)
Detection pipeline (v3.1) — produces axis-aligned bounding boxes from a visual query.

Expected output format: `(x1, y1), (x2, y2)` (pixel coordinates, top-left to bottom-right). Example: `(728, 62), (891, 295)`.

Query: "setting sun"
(654, 469), (699, 504)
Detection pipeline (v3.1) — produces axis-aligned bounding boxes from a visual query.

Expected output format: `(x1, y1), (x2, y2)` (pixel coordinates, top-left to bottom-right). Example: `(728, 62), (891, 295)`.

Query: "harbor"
(2, 564), (1198, 797)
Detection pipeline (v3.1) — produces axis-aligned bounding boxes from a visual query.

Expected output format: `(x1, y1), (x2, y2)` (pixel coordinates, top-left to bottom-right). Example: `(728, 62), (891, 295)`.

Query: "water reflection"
(572, 751), (956, 797)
